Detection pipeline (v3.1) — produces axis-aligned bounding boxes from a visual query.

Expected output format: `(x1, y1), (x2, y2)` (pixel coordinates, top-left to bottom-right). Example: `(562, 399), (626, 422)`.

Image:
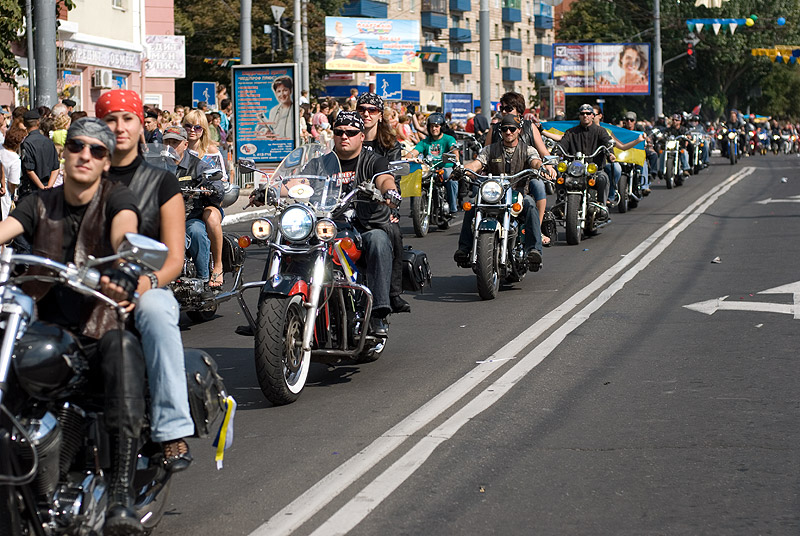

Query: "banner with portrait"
(552, 43), (651, 95)
(232, 63), (299, 163)
(325, 17), (421, 72)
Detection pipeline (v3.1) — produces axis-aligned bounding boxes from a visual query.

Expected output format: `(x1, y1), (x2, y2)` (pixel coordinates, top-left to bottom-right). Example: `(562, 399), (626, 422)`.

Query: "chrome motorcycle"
(410, 157), (454, 237)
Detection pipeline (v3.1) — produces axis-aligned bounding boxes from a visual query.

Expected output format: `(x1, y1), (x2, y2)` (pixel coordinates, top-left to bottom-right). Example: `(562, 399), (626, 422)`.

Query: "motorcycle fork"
(499, 191), (512, 266)
(426, 177), (435, 218)
(470, 209), (483, 265)
(301, 252), (326, 353)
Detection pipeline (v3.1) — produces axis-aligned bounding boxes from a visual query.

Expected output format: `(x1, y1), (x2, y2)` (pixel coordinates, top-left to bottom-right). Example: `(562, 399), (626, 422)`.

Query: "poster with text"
(325, 17), (421, 72)
(232, 64), (299, 163)
(552, 43), (650, 95)
(442, 93), (473, 125)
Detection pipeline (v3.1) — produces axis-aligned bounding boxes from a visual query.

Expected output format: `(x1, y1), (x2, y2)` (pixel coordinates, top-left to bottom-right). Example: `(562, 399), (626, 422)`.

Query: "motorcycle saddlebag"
(184, 349), (228, 438)
(221, 232), (245, 273)
(402, 246), (432, 292)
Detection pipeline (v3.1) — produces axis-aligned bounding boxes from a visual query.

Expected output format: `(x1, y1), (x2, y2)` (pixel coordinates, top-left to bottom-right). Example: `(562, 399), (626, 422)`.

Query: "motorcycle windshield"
(271, 143), (331, 182)
(142, 143), (180, 175)
(276, 175), (343, 212)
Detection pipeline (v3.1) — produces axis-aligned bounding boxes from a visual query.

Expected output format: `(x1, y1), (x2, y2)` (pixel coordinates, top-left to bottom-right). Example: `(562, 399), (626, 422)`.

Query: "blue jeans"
(638, 163), (650, 191)
(458, 194), (542, 253)
(442, 167), (458, 213)
(659, 150), (690, 173)
(134, 288), (195, 442)
(605, 162), (622, 201)
(529, 178), (546, 202)
(186, 218), (211, 280)
(360, 228), (393, 317)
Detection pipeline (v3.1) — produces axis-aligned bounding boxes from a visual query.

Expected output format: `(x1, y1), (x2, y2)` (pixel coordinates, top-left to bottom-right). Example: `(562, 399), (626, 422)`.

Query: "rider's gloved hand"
(101, 264), (141, 303)
(248, 186), (266, 207)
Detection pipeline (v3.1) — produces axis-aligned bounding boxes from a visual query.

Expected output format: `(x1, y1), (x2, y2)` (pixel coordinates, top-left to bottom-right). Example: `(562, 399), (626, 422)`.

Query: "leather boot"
(105, 435), (144, 536)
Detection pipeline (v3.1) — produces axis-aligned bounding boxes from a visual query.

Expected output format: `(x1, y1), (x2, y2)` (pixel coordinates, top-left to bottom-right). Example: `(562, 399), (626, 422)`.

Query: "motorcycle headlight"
(480, 180), (503, 203)
(315, 219), (337, 242)
(557, 161), (568, 173)
(251, 219), (273, 240)
(567, 161), (584, 177)
(586, 163), (598, 174)
(728, 132), (737, 139)
(279, 206), (314, 242)
(666, 140), (679, 150)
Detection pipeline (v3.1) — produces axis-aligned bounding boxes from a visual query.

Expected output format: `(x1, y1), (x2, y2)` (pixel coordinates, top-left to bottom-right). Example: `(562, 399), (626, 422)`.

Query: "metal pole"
(240, 0), (252, 65)
(479, 0), (491, 121)
(33, 0), (57, 107)
(653, 0), (663, 119)
(293, 0), (302, 86)
(25, 0), (36, 106)
(302, 0), (310, 95)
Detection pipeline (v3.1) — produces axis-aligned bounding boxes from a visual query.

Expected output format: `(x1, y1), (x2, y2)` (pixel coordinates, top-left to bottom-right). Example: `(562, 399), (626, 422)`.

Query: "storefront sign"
(62, 41), (141, 72)
(145, 35), (186, 78)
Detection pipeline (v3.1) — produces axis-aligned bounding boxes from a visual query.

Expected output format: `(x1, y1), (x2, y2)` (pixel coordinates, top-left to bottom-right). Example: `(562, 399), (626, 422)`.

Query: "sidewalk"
(221, 185), (272, 227)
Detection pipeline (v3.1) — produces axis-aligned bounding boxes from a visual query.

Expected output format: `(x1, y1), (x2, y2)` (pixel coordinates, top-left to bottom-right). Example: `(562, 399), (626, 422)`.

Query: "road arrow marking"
(684, 280), (800, 319)
(756, 194), (800, 205)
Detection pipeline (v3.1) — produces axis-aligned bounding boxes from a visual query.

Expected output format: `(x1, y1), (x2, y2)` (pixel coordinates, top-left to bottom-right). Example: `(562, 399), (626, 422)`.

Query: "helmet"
(14, 322), (87, 400)
(427, 112), (445, 125)
(221, 182), (241, 208)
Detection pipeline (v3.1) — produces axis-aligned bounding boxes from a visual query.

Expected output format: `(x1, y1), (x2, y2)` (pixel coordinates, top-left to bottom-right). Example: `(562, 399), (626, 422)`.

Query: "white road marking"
(684, 280), (800, 319)
(250, 166), (756, 536)
(756, 194), (800, 205)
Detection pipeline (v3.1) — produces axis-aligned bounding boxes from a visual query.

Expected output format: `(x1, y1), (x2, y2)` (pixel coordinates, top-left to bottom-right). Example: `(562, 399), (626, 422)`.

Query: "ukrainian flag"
(399, 162), (423, 198)
(542, 121), (647, 167)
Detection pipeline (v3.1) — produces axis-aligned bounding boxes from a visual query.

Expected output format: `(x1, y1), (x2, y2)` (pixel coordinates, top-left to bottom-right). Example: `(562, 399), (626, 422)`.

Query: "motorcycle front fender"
(258, 274), (309, 301)
(476, 218), (500, 233)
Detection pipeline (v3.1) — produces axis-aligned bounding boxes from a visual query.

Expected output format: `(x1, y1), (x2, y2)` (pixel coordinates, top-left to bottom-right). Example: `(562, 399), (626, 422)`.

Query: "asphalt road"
(156, 153), (800, 536)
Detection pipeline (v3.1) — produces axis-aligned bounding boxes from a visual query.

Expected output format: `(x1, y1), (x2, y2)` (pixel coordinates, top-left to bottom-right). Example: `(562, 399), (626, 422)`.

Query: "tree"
(0, 0), (27, 86)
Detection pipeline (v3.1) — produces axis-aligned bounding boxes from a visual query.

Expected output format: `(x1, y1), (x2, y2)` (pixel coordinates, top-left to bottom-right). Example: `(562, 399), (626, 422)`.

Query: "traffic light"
(280, 16), (292, 50)
(687, 42), (697, 69)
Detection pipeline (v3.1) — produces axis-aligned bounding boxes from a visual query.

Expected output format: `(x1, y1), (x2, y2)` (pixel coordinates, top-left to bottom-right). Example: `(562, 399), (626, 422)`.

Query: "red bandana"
(95, 90), (144, 124)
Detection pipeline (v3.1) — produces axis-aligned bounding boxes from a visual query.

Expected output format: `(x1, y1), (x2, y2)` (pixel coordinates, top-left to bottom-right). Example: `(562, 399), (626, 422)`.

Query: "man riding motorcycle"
(407, 112), (459, 216)
(659, 113), (692, 178)
(687, 115), (710, 167)
(557, 104), (613, 205)
(453, 113), (544, 271)
(0, 118), (145, 535)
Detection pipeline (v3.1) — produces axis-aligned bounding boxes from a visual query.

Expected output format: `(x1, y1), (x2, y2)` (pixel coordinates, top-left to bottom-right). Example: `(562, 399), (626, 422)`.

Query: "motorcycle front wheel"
(730, 147), (737, 165)
(255, 295), (311, 405)
(565, 196), (581, 245)
(664, 155), (675, 189)
(617, 174), (629, 213)
(410, 191), (430, 237)
(475, 232), (500, 300)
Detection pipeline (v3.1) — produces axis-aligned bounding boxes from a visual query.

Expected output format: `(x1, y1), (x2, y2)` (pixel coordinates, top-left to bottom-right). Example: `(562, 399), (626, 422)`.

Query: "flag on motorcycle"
(399, 162), (423, 198)
(542, 120), (647, 166)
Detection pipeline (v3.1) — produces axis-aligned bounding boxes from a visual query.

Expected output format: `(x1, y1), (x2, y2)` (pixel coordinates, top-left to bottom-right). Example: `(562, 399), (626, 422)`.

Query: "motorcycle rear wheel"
(617, 174), (629, 213)
(410, 192), (430, 237)
(255, 295), (311, 405)
(475, 232), (500, 300)
(565, 197), (581, 245)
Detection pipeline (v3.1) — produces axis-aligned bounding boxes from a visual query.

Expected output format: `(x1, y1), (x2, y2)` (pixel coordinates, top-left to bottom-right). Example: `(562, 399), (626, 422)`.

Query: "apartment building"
(324, 0), (555, 110)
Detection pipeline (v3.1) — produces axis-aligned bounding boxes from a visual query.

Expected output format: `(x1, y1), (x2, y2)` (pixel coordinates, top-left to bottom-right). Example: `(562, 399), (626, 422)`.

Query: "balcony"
(421, 12), (448, 28)
(534, 43), (553, 57)
(420, 45), (447, 63)
(341, 0), (388, 18)
(449, 0), (471, 12)
(534, 15), (554, 29)
(450, 59), (472, 75)
(533, 72), (549, 84)
(502, 0), (521, 23)
(502, 67), (522, 81)
(449, 27), (472, 43)
(501, 37), (522, 53)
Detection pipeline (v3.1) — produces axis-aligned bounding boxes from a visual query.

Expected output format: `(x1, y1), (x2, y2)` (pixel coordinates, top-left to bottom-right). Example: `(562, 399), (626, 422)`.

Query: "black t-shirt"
(10, 185), (140, 330)
(339, 152), (391, 228)
(109, 155), (181, 208)
(19, 130), (60, 197)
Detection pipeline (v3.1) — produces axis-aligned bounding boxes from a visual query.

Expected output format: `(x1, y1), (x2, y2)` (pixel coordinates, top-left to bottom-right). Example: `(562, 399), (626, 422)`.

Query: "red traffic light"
(687, 43), (694, 56)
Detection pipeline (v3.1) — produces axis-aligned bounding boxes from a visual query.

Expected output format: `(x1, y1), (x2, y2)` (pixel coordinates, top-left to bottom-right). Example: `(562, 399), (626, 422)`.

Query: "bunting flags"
(752, 47), (800, 64)
(686, 18), (746, 34)
(203, 57), (241, 68)
(416, 51), (443, 62)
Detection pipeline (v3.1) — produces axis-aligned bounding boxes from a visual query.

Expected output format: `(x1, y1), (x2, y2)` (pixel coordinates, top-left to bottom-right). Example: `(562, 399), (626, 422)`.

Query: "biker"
(356, 93), (409, 313)
(557, 104), (613, 205)
(96, 91), (196, 476)
(452, 113), (544, 271)
(621, 111), (651, 195)
(659, 113), (691, 178)
(301, 111), (399, 336)
(162, 125), (225, 289)
(0, 118), (146, 535)
(687, 115), (710, 167)
(406, 112), (459, 216)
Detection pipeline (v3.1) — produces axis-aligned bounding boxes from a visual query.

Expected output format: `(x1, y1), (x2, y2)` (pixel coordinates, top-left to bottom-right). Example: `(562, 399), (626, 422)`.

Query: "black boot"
(105, 435), (144, 536)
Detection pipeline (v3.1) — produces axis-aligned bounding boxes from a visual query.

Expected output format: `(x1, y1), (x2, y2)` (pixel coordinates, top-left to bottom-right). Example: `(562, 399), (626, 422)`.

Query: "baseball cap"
(163, 125), (188, 142)
(624, 111), (637, 121)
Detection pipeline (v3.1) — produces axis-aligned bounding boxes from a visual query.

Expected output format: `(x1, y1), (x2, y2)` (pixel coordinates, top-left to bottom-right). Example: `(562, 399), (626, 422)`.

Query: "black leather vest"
(126, 160), (167, 240)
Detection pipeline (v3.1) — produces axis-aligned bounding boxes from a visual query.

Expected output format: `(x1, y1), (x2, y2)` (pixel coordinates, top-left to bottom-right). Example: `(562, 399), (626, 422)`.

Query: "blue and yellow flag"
(399, 162), (423, 198)
(542, 120), (647, 166)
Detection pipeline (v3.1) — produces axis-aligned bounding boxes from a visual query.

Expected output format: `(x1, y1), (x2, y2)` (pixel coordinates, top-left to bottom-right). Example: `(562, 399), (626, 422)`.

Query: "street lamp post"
(653, 0), (663, 118)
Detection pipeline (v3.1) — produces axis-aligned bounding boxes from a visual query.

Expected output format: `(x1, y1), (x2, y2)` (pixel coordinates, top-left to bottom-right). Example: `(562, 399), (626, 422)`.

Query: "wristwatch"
(147, 273), (159, 290)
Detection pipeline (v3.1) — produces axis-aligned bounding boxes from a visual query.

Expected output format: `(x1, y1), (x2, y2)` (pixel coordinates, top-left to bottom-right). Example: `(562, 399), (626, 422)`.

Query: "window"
(495, 54), (500, 69)
(504, 25), (511, 38)
(396, 0), (403, 10)
(410, 0), (415, 12)
(424, 31), (435, 46)
(526, 30), (531, 44)
(494, 24), (499, 39)
(518, 28), (522, 40)
(112, 0), (124, 9)
(410, 72), (415, 85)
(526, 58), (531, 73)
(452, 16), (460, 28)
(425, 71), (435, 86)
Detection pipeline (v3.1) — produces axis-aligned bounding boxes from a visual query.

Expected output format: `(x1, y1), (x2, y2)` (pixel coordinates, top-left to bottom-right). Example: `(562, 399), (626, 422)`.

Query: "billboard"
(442, 93), (473, 124)
(325, 17), (421, 72)
(552, 43), (651, 95)
(232, 63), (299, 163)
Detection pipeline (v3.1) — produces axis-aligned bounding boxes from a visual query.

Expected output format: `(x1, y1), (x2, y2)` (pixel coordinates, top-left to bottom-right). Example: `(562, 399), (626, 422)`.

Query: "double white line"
(250, 167), (756, 536)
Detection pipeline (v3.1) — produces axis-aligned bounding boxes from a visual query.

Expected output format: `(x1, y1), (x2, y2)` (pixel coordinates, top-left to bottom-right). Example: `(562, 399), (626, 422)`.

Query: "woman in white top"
(0, 127), (24, 220)
(184, 109), (227, 287)
(266, 76), (294, 140)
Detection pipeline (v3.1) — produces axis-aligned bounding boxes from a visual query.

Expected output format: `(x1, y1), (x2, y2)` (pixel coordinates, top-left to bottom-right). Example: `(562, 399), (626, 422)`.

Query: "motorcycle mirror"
(238, 159), (258, 173)
(442, 152), (459, 164)
(543, 155), (560, 166)
(388, 161), (410, 176)
(117, 233), (169, 272)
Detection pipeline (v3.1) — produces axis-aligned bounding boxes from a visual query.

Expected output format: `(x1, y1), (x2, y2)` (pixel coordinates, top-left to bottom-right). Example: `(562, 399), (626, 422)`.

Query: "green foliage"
(0, 0), (25, 86)
(174, 0), (346, 105)
(556, 0), (800, 121)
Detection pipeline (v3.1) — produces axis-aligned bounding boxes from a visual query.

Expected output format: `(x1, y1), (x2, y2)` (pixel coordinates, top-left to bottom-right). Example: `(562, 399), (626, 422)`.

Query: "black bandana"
(333, 111), (364, 131)
(356, 92), (384, 112)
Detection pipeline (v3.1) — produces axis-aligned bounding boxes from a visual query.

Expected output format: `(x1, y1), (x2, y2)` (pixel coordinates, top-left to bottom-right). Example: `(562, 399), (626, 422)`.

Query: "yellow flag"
(400, 168), (423, 198)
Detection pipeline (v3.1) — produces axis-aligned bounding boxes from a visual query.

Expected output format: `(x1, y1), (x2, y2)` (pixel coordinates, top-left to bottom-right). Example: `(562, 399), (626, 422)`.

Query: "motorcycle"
(235, 144), (404, 405)
(654, 130), (688, 188)
(757, 131), (769, 155)
(142, 143), (247, 323)
(771, 132), (782, 155)
(0, 234), (230, 535)
(550, 144), (613, 245)
(616, 162), (642, 213)
(781, 132), (795, 154)
(409, 157), (455, 237)
(687, 132), (707, 173)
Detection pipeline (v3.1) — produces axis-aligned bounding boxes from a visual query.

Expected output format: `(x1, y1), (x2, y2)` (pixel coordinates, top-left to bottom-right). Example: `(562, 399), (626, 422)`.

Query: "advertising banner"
(552, 43), (651, 95)
(232, 64), (299, 163)
(442, 93), (473, 124)
(145, 35), (186, 78)
(325, 17), (421, 72)
(539, 85), (565, 119)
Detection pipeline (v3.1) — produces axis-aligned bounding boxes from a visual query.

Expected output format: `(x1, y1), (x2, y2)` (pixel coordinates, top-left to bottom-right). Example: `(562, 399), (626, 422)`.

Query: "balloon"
(777, 17), (786, 26)
(745, 18), (754, 27)
(750, 15), (758, 21)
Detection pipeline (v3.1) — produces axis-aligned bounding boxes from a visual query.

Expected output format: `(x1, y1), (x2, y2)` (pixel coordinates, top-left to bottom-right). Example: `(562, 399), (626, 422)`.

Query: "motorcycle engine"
(49, 473), (107, 535)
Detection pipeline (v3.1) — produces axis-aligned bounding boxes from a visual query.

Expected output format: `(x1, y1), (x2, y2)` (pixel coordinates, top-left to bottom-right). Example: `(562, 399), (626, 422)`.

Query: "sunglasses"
(579, 111), (594, 116)
(500, 126), (518, 133)
(625, 118), (636, 121)
(500, 105), (515, 113)
(357, 106), (381, 115)
(65, 139), (109, 159)
(333, 128), (361, 138)
(183, 124), (204, 132)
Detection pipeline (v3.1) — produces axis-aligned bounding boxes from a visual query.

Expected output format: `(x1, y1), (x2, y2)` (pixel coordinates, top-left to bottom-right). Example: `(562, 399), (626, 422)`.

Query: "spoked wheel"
(255, 295), (311, 405)
(410, 191), (430, 237)
(565, 196), (581, 245)
(617, 174), (629, 213)
(664, 156), (675, 189)
(475, 232), (500, 300)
